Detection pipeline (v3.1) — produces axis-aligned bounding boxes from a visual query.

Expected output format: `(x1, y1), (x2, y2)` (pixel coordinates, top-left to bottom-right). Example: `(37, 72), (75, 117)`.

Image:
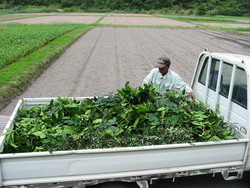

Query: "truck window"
(208, 59), (220, 91)
(219, 62), (233, 98)
(198, 56), (209, 85)
(232, 67), (247, 109)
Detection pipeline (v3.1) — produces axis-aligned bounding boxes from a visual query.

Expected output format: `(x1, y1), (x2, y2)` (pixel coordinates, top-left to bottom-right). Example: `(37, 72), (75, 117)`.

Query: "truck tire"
(89, 181), (139, 188)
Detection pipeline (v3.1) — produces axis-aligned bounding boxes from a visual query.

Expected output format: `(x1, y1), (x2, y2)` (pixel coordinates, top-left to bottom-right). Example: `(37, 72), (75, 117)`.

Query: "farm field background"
(0, 12), (250, 187)
(0, 13), (250, 114)
(0, 24), (79, 68)
(0, 13), (250, 116)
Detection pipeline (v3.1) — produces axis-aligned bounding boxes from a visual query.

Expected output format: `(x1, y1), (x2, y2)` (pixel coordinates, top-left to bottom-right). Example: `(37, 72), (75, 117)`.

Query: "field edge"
(0, 25), (93, 111)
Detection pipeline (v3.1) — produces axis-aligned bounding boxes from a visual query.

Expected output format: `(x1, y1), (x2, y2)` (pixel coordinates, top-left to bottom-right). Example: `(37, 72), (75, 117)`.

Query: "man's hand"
(188, 92), (195, 101)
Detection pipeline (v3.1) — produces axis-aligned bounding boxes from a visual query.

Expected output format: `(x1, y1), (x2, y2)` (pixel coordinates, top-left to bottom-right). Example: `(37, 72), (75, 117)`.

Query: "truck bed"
(0, 98), (249, 187)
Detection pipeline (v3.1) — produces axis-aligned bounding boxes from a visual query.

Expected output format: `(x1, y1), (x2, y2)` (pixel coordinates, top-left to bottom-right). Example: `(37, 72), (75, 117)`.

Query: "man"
(143, 56), (195, 100)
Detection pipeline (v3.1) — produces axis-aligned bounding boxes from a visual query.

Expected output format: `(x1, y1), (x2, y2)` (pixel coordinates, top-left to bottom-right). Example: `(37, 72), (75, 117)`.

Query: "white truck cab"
(192, 50), (250, 171)
(192, 51), (250, 137)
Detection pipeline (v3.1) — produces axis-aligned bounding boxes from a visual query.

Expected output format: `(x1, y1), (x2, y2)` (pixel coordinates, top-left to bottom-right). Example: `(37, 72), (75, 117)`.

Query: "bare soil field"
(100, 16), (195, 26)
(4, 15), (102, 24)
(1, 26), (250, 116)
(2, 14), (195, 27)
(15, 13), (106, 16)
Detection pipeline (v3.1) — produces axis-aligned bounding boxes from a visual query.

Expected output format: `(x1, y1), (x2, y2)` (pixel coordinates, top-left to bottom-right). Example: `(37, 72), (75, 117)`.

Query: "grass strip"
(0, 15), (41, 22)
(0, 25), (92, 110)
(215, 15), (250, 20)
(223, 27), (250, 36)
(93, 14), (106, 24)
(93, 23), (250, 35)
(164, 16), (239, 23)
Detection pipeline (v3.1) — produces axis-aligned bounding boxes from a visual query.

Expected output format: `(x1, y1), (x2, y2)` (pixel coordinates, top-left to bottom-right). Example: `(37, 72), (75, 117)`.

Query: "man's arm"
(143, 69), (155, 85)
(187, 91), (195, 101)
(174, 73), (195, 100)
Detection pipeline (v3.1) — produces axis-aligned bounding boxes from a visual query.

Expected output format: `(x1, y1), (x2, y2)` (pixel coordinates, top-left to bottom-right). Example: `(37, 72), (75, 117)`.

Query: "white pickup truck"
(0, 50), (250, 188)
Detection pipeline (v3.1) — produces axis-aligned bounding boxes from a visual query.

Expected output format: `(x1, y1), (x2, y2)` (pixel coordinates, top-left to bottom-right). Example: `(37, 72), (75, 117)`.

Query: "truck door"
(193, 54), (248, 136)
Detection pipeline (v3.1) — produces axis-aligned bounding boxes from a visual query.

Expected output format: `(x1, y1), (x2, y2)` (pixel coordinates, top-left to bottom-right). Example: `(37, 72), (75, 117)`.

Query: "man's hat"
(155, 56), (171, 68)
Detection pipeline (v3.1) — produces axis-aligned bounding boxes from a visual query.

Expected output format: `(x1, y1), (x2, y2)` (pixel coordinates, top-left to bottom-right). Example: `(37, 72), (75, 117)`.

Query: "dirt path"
(1, 27), (250, 116)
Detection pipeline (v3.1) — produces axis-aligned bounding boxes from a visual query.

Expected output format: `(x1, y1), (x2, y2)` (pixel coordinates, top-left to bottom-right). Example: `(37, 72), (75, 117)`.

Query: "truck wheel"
(89, 181), (139, 188)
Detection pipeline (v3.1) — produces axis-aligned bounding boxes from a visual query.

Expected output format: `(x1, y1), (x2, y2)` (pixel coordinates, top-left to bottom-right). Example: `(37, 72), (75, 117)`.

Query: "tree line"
(1, 0), (250, 16)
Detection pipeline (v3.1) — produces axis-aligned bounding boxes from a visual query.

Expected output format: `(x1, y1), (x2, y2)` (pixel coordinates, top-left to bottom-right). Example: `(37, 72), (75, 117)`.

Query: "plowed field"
(1, 17), (250, 115)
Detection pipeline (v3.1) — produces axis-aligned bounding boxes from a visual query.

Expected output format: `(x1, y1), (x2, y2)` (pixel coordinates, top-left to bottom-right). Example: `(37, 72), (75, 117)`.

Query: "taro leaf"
(166, 116), (179, 126)
(64, 125), (76, 134)
(93, 119), (103, 124)
(210, 136), (221, 141)
(110, 125), (119, 132)
(147, 113), (159, 126)
(192, 121), (202, 126)
(102, 128), (114, 137)
(62, 132), (67, 140)
(33, 131), (46, 139)
(225, 136), (235, 140)
(156, 97), (177, 109)
(133, 118), (140, 128)
(165, 100), (177, 109)
(193, 111), (208, 120)
(135, 104), (149, 113)
(107, 117), (117, 125)
(157, 107), (166, 111)
(83, 110), (91, 121)
(34, 146), (44, 152)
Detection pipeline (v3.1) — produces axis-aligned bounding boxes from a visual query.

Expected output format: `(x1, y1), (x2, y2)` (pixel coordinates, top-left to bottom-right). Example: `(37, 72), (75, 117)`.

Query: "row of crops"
(0, 23), (79, 68)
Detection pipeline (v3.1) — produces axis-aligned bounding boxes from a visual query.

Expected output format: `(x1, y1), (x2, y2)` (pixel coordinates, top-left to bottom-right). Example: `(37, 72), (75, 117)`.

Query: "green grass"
(162, 16), (250, 35)
(0, 9), (16, 15)
(17, 7), (58, 13)
(215, 15), (250, 20)
(0, 14), (41, 22)
(0, 7), (58, 15)
(223, 27), (250, 36)
(0, 24), (92, 110)
(164, 16), (239, 23)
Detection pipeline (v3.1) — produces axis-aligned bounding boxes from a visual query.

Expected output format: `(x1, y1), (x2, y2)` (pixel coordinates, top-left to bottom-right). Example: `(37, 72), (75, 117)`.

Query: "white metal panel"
(1, 162), (244, 186)
(217, 95), (229, 115)
(0, 140), (248, 186)
(206, 90), (216, 109)
(0, 100), (23, 152)
(229, 103), (247, 131)
(193, 83), (206, 102)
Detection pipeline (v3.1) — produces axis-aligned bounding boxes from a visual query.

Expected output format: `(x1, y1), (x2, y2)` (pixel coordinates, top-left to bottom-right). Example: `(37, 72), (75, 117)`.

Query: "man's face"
(158, 65), (169, 76)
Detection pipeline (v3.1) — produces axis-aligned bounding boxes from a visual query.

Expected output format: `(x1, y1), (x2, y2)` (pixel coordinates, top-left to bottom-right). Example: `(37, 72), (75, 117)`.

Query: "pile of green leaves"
(2, 83), (235, 153)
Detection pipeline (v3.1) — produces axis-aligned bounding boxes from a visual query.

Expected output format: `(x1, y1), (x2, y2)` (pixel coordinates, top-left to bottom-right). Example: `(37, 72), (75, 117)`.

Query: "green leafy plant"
(2, 83), (235, 153)
(0, 23), (78, 68)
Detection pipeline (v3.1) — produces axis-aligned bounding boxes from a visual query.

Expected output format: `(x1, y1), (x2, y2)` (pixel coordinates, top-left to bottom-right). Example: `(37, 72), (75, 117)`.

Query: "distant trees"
(1, 0), (250, 16)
